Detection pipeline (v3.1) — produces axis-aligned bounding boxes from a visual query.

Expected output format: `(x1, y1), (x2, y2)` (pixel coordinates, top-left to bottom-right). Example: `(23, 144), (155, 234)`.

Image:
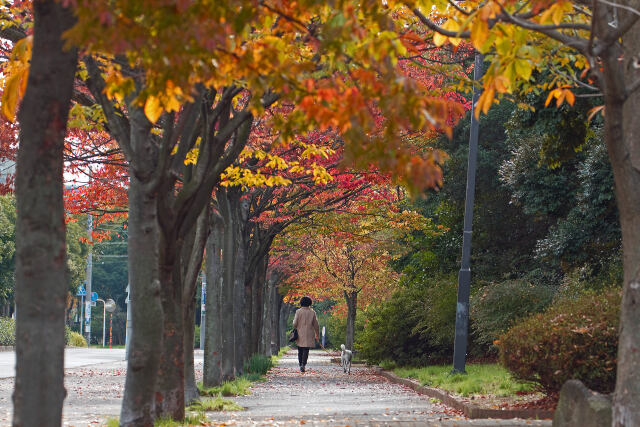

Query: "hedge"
(498, 288), (620, 394)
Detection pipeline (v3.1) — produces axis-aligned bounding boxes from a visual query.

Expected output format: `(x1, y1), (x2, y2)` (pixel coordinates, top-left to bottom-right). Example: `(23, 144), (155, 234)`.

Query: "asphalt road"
(0, 348), (204, 426)
(0, 348), (127, 378)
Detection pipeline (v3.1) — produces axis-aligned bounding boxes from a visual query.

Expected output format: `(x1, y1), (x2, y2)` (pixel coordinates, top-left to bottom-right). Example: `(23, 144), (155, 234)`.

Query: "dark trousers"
(298, 347), (310, 366)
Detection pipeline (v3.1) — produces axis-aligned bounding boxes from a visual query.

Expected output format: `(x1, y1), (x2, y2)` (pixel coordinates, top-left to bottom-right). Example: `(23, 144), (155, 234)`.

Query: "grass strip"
(390, 363), (534, 397)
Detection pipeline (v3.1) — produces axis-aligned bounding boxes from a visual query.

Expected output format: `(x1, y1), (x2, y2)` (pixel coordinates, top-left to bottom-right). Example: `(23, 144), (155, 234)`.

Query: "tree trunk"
(12, 2), (76, 426)
(279, 302), (295, 348)
(344, 290), (358, 351)
(203, 212), (224, 387)
(182, 208), (209, 405)
(261, 265), (279, 356)
(259, 261), (272, 355)
(218, 189), (237, 379)
(231, 190), (248, 368)
(268, 271), (280, 355)
(611, 13), (640, 426)
(154, 228), (184, 420)
(120, 110), (163, 426)
(277, 295), (287, 349)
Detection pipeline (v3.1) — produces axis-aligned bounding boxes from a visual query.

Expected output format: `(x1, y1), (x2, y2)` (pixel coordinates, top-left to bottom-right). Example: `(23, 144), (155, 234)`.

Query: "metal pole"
(97, 298), (106, 347)
(199, 270), (206, 349)
(85, 214), (93, 344)
(125, 284), (132, 360)
(452, 53), (484, 374)
(109, 313), (113, 349)
(80, 294), (84, 336)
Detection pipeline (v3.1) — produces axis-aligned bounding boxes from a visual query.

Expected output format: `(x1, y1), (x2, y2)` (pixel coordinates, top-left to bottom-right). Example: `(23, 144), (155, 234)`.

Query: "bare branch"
(597, 0), (640, 17)
(412, 7), (470, 38)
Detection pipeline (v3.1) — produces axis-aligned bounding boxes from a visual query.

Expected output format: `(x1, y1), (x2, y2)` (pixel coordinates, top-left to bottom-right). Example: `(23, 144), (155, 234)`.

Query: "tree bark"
(119, 108), (163, 426)
(218, 189), (238, 379)
(611, 7), (640, 425)
(203, 212), (224, 387)
(268, 270), (281, 355)
(154, 222), (184, 420)
(12, 2), (77, 426)
(182, 207), (209, 405)
(231, 190), (249, 368)
(344, 290), (358, 351)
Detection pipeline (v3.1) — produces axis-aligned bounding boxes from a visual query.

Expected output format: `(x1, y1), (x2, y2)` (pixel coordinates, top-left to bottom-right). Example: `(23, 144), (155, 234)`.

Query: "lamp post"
(96, 298), (117, 347)
(452, 53), (484, 374)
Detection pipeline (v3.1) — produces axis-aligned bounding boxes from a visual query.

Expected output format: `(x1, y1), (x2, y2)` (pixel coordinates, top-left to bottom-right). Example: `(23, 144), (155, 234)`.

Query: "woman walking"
(292, 296), (319, 372)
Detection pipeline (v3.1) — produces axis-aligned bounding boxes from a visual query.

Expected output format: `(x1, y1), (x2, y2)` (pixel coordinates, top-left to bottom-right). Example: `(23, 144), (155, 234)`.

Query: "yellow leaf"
(493, 75), (511, 94)
(552, 3), (565, 25)
(555, 90), (566, 107)
(544, 90), (557, 107)
(433, 32), (447, 47)
(144, 95), (163, 123)
(481, 87), (494, 114)
(514, 59), (532, 81)
(470, 18), (489, 51)
(564, 89), (575, 106)
(1, 73), (22, 122)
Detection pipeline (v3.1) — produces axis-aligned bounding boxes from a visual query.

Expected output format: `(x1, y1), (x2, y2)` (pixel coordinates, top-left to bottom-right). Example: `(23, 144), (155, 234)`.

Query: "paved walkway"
(0, 349), (552, 426)
(205, 350), (552, 426)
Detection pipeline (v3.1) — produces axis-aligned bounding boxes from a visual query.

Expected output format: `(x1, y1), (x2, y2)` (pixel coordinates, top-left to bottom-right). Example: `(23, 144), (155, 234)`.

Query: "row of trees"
(1, 1), (640, 426)
(1, 1), (460, 425)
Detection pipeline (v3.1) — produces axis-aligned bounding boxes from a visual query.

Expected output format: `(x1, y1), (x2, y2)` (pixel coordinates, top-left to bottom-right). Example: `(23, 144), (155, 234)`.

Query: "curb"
(0, 346), (13, 352)
(374, 367), (554, 420)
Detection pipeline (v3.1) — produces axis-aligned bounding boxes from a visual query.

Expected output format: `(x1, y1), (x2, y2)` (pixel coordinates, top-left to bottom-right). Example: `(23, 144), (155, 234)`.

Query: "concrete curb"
(0, 346), (13, 352)
(373, 367), (554, 420)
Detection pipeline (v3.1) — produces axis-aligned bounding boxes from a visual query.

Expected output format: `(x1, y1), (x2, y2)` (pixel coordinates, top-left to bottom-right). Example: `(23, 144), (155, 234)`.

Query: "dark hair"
(300, 296), (312, 307)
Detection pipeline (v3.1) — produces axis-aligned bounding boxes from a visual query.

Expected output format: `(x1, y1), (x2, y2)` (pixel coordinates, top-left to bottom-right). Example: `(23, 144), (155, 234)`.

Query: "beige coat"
(293, 307), (319, 348)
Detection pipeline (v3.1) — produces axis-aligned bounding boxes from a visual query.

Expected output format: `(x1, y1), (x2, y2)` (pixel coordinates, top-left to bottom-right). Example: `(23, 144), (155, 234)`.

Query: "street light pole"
(452, 53), (484, 374)
(97, 298), (106, 347)
(85, 214), (93, 344)
(99, 298), (116, 347)
(199, 270), (206, 349)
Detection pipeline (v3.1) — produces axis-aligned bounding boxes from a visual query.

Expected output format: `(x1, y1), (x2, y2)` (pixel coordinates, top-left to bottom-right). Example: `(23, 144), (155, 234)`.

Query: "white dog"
(340, 344), (353, 374)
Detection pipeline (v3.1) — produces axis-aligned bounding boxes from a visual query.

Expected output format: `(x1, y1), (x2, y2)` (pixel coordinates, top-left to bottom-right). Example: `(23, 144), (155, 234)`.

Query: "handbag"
(288, 328), (298, 343)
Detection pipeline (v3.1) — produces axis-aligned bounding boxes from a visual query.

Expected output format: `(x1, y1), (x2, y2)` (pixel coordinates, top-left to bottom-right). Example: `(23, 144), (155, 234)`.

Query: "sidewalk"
(205, 350), (552, 426)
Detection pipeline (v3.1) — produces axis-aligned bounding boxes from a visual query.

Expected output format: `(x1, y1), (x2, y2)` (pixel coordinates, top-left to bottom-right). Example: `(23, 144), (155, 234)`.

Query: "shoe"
(301, 365), (306, 372)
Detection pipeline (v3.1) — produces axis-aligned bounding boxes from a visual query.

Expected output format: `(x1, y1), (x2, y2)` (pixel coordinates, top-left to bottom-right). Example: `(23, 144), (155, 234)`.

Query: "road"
(0, 348), (204, 426)
(0, 348), (127, 378)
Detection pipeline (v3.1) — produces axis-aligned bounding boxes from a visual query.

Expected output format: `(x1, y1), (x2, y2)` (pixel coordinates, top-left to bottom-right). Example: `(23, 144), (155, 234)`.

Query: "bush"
(327, 312), (365, 350)
(194, 325), (200, 348)
(67, 330), (88, 347)
(357, 275), (461, 366)
(498, 287), (620, 394)
(471, 280), (555, 349)
(0, 317), (15, 346)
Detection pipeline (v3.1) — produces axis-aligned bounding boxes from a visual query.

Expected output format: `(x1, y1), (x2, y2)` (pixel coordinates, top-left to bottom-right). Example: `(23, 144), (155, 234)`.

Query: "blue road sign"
(76, 285), (86, 297)
(91, 292), (98, 302)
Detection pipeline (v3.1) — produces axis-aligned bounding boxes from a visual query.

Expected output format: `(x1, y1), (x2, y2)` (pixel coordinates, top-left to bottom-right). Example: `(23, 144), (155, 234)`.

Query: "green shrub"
(0, 317), (15, 346)
(244, 353), (272, 376)
(357, 275), (460, 366)
(327, 313), (365, 350)
(498, 287), (620, 394)
(67, 330), (88, 347)
(471, 280), (555, 349)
